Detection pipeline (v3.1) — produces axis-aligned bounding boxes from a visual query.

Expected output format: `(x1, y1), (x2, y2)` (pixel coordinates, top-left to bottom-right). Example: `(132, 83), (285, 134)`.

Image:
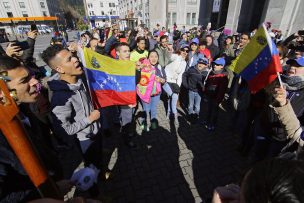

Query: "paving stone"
(97, 100), (250, 202)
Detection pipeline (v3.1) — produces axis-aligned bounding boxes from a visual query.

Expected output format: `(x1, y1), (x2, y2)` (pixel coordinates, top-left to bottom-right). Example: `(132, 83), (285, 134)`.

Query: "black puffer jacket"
(182, 66), (208, 92)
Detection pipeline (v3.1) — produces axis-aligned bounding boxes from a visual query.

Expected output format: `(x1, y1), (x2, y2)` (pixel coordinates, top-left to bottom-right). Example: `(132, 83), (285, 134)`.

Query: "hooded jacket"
(48, 76), (100, 142)
(165, 54), (187, 86)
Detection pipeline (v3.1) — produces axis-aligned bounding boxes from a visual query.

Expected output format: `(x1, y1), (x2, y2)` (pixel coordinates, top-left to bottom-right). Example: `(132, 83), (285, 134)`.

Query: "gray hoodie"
(48, 75), (100, 142)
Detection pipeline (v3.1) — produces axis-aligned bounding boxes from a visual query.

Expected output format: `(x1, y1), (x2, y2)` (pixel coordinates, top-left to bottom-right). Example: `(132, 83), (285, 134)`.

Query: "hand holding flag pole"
(277, 72), (283, 88)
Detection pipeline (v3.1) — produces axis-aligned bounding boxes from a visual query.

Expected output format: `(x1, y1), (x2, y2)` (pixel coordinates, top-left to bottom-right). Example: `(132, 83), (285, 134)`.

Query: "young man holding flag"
(81, 41), (138, 148)
(41, 45), (103, 173)
(115, 42), (139, 148)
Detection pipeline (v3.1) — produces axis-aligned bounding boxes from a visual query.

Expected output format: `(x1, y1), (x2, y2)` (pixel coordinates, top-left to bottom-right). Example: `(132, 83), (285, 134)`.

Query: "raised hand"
(273, 87), (287, 107)
(5, 43), (21, 57)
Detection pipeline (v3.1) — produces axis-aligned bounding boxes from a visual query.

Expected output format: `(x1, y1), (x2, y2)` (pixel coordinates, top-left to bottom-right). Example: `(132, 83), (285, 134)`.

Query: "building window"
(113, 11), (116, 15)
(88, 3), (93, 8)
(3, 2), (10, 8)
(172, 12), (176, 25)
(22, 11), (28, 17)
(186, 13), (191, 25)
(191, 13), (196, 25)
(89, 11), (95, 16)
(42, 11), (47, 16)
(19, 2), (25, 8)
(109, 3), (115, 7)
(7, 12), (13, 17)
(101, 11), (105, 15)
(187, 0), (197, 3)
(40, 2), (45, 8)
(100, 2), (103, 7)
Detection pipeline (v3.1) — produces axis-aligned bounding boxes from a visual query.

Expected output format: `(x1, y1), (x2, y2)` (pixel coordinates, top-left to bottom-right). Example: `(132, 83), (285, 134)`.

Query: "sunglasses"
(181, 48), (189, 53)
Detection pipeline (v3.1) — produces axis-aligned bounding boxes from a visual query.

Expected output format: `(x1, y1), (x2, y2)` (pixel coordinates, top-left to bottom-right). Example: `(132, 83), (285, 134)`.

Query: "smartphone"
(31, 24), (37, 31)
(298, 30), (304, 36)
(14, 41), (30, 50)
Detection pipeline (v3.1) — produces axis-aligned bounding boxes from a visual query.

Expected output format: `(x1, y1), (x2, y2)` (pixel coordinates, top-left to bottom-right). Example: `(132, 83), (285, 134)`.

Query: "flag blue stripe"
(271, 40), (278, 55)
(86, 68), (135, 92)
(239, 44), (273, 81)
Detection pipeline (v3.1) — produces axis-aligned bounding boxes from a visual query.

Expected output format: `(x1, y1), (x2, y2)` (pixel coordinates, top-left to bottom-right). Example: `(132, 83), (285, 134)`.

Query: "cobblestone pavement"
(99, 99), (251, 203)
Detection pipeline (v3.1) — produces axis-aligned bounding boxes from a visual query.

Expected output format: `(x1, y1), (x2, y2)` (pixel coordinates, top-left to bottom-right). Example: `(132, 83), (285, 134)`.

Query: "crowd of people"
(0, 21), (304, 202)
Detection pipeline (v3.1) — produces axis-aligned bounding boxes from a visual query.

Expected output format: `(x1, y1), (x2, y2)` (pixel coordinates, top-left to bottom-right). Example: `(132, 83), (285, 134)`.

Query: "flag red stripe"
(91, 90), (136, 107)
(247, 55), (282, 93)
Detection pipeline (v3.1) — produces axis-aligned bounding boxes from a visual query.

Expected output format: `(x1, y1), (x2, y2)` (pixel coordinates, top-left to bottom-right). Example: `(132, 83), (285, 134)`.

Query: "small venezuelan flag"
(229, 25), (282, 93)
(83, 48), (136, 107)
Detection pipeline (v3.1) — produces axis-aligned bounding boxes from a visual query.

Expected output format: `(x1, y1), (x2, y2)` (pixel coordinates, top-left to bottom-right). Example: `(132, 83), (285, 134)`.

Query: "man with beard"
(254, 57), (304, 160)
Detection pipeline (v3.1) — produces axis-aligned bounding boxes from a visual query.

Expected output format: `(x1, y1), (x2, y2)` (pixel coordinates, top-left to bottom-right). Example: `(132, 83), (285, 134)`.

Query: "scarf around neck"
(281, 74), (304, 91)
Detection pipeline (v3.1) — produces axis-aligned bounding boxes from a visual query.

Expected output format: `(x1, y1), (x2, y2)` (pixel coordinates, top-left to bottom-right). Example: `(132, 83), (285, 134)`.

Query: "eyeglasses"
(181, 48), (189, 53)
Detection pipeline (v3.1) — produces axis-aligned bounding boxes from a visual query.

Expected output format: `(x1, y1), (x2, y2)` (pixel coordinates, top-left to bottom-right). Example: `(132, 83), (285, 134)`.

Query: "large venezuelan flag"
(229, 25), (282, 93)
(83, 48), (136, 107)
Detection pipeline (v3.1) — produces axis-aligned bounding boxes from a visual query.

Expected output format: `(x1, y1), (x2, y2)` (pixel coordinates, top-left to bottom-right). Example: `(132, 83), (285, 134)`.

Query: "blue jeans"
(142, 94), (161, 120)
(162, 82), (173, 96)
(162, 83), (178, 115)
(188, 90), (201, 115)
(168, 93), (179, 114)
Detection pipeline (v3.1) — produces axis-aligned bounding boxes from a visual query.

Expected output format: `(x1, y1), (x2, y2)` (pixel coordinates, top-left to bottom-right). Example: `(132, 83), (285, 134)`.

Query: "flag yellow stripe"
(230, 27), (268, 74)
(84, 48), (135, 76)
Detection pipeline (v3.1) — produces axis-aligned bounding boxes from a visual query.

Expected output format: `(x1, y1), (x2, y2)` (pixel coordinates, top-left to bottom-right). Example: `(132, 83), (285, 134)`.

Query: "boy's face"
(6, 67), (39, 104)
(118, 45), (130, 60)
(213, 64), (223, 71)
(197, 63), (207, 71)
(53, 50), (83, 76)
(199, 45), (206, 50)
(137, 40), (146, 50)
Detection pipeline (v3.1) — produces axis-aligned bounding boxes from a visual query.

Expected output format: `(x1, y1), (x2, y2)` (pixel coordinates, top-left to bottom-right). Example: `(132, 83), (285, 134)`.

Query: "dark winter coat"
(182, 66), (208, 92)
(205, 69), (228, 103)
